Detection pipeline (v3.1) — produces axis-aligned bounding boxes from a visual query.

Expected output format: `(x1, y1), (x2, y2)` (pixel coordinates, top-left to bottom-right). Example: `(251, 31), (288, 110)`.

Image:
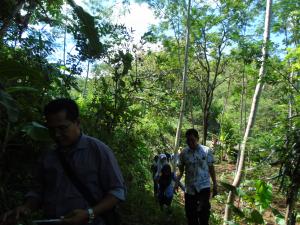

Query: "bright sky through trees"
(75, 0), (159, 42)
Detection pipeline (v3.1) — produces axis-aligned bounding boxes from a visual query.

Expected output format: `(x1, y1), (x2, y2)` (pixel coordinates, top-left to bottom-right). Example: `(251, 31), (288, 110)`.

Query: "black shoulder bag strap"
(56, 150), (119, 225)
(56, 149), (97, 206)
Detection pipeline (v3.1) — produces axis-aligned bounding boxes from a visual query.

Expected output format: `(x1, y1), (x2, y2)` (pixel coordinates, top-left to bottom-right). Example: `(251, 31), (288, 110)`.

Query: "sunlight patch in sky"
(74, 0), (159, 43)
(112, 2), (159, 42)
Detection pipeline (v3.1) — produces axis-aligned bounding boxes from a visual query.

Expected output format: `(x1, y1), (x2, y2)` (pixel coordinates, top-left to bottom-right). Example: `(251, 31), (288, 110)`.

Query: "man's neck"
(190, 144), (199, 151)
(59, 133), (82, 153)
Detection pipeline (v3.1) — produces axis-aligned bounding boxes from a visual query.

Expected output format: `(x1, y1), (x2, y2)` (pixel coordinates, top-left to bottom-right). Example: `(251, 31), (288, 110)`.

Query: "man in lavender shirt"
(1, 98), (125, 225)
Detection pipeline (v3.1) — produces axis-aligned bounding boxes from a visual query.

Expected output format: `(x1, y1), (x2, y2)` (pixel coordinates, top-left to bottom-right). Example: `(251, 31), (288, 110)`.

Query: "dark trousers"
(184, 188), (211, 225)
(153, 179), (158, 196)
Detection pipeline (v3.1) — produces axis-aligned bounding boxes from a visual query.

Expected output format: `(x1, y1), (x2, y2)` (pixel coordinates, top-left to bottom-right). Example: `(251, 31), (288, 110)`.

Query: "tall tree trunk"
(202, 110), (209, 145)
(219, 76), (232, 151)
(240, 66), (246, 137)
(237, 65), (246, 168)
(188, 96), (195, 128)
(285, 182), (299, 225)
(174, 0), (191, 152)
(83, 60), (90, 97)
(63, 25), (67, 75)
(223, 0), (272, 223)
(283, 23), (299, 225)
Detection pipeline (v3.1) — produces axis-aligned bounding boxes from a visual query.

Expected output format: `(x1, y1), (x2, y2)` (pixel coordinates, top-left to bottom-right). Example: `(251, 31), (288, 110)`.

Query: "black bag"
(56, 150), (120, 225)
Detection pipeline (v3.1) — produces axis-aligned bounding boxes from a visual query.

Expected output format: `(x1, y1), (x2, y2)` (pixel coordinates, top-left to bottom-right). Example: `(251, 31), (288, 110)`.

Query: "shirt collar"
(72, 133), (89, 150)
(187, 144), (201, 153)
(58, 133), (88, 154)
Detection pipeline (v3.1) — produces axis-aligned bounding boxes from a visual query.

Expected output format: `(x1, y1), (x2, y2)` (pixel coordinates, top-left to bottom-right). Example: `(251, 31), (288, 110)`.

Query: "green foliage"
(0, 89), (19, 122)
(67, 0), (104, 60)
(254, 180), (273, 211)
(248, 209), (264, 224)
(272, 208), (285, 225)
(220, 182), (238, 195)
(22, 122), (51, 142)
(223, 179), (275, 224)
(1, 0), (300, 224)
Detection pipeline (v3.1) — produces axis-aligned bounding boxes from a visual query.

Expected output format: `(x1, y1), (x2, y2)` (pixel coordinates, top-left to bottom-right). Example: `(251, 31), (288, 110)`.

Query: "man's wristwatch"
(87, 208), (95, 223)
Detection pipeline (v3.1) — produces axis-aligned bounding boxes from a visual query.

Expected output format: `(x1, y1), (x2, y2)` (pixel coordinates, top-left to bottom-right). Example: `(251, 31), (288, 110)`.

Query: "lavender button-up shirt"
(26, 134), (125, 224)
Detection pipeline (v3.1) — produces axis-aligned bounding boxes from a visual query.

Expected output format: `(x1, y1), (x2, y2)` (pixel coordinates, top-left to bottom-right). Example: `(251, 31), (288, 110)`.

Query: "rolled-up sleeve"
(109, 188), (125, 201)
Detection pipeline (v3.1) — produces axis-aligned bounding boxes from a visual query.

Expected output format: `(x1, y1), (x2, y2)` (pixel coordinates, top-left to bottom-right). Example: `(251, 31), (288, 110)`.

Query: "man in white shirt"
(175, 129), (218, 225)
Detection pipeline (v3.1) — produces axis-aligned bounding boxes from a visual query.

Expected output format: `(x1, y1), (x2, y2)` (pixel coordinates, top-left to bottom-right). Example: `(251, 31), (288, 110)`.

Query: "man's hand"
(1, 205), (31, 225)
(62, 209), (89, 225)
(212, 184), (218, 197)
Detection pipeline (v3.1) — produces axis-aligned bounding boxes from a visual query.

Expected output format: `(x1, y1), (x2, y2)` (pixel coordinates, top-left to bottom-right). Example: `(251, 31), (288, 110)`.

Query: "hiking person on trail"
(155, 153), (168, 178)
(1, 98), (126, 225)
(150, 155), (159, 197)
(175, 128), (218, 225)
(157, 164), (176, 212)
(165, 152), (171, 163)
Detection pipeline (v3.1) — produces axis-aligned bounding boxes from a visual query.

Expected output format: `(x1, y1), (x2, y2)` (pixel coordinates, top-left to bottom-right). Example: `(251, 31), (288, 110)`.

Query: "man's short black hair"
(185, 128), (199, 139)
(44, 98), (79, 121)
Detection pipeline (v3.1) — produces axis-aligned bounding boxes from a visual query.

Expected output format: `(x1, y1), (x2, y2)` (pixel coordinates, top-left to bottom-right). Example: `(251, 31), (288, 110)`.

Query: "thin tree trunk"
(202, 110), (209, 145)
(223, 77), (231, 118)
(189, 96), (195, 128)
(237, 66), (246, 169)
(219, 76), (232, 154)
(285, 182), (299, 225)
(63, 25), (67, 74)
(174, 0), (191, 152)
(83, 60), (90, 97)
(240, 66), (246, 138)
(284, 26), (294, 123)
(223, 0), (272, 223)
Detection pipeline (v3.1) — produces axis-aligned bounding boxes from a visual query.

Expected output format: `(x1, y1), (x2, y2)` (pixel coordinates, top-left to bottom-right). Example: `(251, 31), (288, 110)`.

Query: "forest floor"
(212, 161), (289, 225)
(182, 161), (299, 224)
(121, 160), (299, 225)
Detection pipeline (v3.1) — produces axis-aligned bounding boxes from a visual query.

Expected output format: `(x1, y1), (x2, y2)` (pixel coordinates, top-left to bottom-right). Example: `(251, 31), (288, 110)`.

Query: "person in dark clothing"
(165, 152), (171, 163)
(157, 164), (176, 211)
(1, 98), (125, 225)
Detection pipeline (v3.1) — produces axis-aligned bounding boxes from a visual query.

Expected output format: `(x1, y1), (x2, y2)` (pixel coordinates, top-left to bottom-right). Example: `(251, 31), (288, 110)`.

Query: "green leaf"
(0, 90), (19, 122)
(22, 122), (51, 142)
(254, 179), (272, 209)
(67, 0), (103, 59)
(236, 187), (246, 197)
(220, 182), (238, 195)
(6, 86), (38, 94)
(249, 209), (264, 224)
(272, 208), (285, 225)
(230, 204), (245, 218)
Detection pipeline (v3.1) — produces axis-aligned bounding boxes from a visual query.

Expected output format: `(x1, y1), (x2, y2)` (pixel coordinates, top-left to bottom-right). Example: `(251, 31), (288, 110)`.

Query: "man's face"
(46, 110), (81, 147)
(186, 134), (199, 150)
